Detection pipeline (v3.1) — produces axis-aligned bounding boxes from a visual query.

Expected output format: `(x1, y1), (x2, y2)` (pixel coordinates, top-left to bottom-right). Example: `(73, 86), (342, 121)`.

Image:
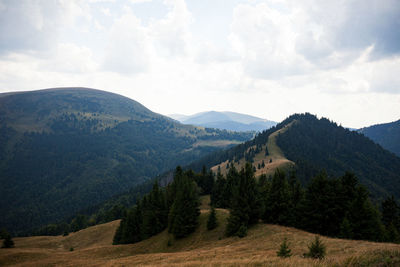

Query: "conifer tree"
(287, 171), (304, 227)
(382, 196), (399, 230)
(226, 163), (260, 237)
(277, 238), (291, 258)
(207, 206), (218, 230)
(168, 171), (200, 238)
(305, 236), (326, 259)
(141, 182), (168, 238)
(210, 171), (226, 207)
(347, 186), (385, 241)
(339, 217), (353, 239)
(263, 169), (290, 225)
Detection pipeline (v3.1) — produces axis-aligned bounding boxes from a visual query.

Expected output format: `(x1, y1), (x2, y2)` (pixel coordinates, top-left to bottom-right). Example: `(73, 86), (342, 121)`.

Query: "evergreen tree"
(305, 236), (326, 259)
(226, 163), (260, 237)
(287, 171), (304, 227)
(381, 196), (400, 243)
(277, 238), (291, 258)
(386, 223), (400, 243)
(168, 171), (200, 238)
(382, 196), (399, 229)
(207, 207), (218, 230)
(141, 182), (168, 238)
(113, 203), (143, 245)
(263, 169), (290, 225)
(210, 171), (226, 207)
(299, 172), (340, 236)
(339, 217), (353, 239)
(347, 186), (385, 241)
(222, 166), (240, 208)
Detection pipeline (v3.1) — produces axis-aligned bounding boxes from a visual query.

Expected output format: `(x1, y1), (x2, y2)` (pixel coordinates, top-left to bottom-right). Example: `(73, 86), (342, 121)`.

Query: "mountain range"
(169, 111), (277, 132)
(0, 88), (253, 233)
(1, 87), (400, 235)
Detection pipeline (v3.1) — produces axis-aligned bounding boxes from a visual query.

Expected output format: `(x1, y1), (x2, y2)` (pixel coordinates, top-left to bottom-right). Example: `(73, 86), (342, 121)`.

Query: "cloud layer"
(0, 0), (399, 128)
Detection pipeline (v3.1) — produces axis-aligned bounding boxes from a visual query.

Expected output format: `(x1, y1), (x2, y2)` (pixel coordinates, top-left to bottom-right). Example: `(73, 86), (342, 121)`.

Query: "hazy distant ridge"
(169, 111), (277, 132)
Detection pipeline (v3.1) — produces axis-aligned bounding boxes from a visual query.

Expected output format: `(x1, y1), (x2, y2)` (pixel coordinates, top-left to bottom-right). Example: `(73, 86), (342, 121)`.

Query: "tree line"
(213, 163), (400, 243)
(113, 166), (202, 244)
(112, 162), (400, 245)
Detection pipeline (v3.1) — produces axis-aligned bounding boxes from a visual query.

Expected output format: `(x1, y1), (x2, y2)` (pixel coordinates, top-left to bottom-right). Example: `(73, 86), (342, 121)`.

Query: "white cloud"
(149, 0), (193, 57)
(230, 3), (312, 79)
(102, 10), (151, 74)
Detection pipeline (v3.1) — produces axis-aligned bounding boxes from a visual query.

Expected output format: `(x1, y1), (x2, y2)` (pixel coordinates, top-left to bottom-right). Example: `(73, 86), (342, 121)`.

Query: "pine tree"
(287, 171), (304, 227)
(339, 217), (353, 239)
(210, 171), (226, 208)
(263, 169), (290, 225)
(305, 236), (326, 259)
(277, 238), (291, 258)
(348, 186), (385, 241)
(382, 196), (399, 230)
(207, 207), (218, 230)
(141, 182), (168, 238)
(168, 171), (200, 238)
(226, 163), (260, 237)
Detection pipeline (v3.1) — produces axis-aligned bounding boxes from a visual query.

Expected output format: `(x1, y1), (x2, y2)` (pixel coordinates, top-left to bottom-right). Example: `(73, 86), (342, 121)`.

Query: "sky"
(0, 0), (399, 128)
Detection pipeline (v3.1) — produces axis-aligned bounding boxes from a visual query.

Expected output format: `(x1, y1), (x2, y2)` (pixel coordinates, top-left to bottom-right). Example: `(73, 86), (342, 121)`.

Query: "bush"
(304, 236), (326, 259)
(1, 233), (14, 248)
(277, 238), (291, 258)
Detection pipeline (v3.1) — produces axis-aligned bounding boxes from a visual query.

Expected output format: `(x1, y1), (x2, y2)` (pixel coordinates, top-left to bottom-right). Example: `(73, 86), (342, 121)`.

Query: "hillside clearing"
(211, 121), (296, 177)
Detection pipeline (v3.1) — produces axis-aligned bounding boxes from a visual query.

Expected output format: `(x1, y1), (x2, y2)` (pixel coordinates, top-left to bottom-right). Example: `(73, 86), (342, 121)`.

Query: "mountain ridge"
(170, 111), (277, 132)
(190, 113), (400, 200)
(359, 119), (400, 156)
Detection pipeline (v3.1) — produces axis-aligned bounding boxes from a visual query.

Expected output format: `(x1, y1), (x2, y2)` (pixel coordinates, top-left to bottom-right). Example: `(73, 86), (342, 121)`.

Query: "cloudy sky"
(0, 0), (399, 128)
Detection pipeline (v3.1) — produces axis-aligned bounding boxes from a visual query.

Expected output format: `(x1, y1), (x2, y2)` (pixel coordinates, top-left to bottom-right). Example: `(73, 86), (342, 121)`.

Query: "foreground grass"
(1, 204), (400, 266)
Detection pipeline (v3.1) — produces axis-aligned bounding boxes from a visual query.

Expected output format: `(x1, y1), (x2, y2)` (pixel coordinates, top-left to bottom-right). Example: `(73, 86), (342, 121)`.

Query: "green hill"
(0, 88), (252, 234)
(359, 119), (400, 157)
(191, 113), (400, 200)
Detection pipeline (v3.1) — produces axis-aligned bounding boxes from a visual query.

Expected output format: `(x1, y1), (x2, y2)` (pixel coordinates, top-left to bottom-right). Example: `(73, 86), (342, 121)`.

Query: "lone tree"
(207, 206), (218, 230)
(2, 232), (14, 248)
(277, 238), (292, 258)
(305, 236), (326, 259)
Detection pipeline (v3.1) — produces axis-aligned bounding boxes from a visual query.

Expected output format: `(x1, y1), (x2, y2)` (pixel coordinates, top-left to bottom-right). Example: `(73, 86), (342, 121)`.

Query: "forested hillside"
(359, 120), (400, 156)
(0, 88), (252, 234)
(189, 113), (400, 200)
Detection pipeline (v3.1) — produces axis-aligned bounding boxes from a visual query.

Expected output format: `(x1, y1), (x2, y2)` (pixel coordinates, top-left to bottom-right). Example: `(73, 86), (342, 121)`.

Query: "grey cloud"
(296, 0), (400, 65)
(337, 0), (400, 58)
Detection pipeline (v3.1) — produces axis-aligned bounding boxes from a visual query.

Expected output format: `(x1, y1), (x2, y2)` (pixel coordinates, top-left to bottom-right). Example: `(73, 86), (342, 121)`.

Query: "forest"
(112, 164), (400, 245)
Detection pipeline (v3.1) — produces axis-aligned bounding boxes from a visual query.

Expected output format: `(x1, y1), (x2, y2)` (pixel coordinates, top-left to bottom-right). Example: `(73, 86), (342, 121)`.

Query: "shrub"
(237, 224), (248, 238)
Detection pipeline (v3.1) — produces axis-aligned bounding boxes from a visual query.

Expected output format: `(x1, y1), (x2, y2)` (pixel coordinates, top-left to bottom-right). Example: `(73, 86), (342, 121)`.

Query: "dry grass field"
(1, 195), (400, 266)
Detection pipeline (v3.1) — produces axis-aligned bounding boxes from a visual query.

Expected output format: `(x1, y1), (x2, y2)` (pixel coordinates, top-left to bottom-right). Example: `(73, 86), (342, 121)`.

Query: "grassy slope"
(1, 196), (400, 267)
(211, 121), (295, 178)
